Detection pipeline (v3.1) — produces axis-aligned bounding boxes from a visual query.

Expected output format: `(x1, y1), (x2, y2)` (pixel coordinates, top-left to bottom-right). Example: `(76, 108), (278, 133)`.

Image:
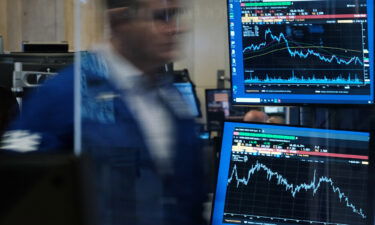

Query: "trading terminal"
(0, 0), (374, 225)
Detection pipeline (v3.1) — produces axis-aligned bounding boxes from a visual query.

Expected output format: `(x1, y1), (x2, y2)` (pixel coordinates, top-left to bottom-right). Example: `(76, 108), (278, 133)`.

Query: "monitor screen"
(228, 0), (374, 105)
(206, 89), (232, 118)
(174, 82), (201, 117)
(206, 89), (250, 131)
(212, 122), (373, 225)
(206, 89), (231, 131)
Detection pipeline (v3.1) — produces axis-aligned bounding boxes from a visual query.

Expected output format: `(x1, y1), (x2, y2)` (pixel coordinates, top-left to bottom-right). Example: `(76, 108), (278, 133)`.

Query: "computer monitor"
(228, 0), (374, 105)
(206, 89), (231, 131)
(206, 89), (231, 116)
(212, 121), (373, 225)
(0, 53), (74, 89)
(206, 89), (250, 131)
(174, 82), (202, 117)
(22, 43), (69, 53)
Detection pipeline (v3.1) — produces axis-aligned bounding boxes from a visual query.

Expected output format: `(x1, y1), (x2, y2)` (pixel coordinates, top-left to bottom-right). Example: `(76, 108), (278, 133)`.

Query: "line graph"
(227, 161), (366, 219)
(244, 71), (365, 85)
(245, 72), (363, 85)
(240, 24), (370, 90)
(243, 28), (363, 66)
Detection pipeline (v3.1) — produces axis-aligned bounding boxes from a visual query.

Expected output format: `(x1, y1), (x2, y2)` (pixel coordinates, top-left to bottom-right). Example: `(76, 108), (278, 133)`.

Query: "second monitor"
(212, 121), (373, 225)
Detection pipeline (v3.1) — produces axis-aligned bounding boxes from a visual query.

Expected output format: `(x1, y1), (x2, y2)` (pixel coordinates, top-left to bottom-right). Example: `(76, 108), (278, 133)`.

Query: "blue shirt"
(1, 51), (207, 225)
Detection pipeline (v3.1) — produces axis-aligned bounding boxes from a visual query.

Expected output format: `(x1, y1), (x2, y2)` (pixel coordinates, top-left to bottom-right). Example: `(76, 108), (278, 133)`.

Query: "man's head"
(243, 110), (269, 123)
(106, 0), (183, 73)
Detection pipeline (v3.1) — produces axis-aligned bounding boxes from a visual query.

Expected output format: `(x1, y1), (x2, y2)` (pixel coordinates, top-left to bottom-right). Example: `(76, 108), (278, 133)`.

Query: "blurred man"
(107, 0), (183, 73)
(1, 0), (206, 225)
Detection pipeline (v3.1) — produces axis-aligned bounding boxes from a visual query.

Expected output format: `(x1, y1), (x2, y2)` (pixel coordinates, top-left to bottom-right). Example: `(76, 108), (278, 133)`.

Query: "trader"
(1, 0), (207, 225)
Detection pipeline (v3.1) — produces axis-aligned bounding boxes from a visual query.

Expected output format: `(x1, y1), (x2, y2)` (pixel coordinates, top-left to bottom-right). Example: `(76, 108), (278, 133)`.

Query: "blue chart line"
(243, 28), (363, 66)
(244, 73), (363, 85)
(228, 161), (366, 219)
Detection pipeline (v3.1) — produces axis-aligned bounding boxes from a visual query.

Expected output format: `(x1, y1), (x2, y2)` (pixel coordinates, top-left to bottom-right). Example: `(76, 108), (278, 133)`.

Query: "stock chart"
(229, 0), (373, 104)
(243, 24), (365, 85)
(217, 124), (371, 225)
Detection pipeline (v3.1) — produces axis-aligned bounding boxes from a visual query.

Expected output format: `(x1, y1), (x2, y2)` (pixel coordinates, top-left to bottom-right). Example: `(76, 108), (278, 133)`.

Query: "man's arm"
(1, 66), (74, 153)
